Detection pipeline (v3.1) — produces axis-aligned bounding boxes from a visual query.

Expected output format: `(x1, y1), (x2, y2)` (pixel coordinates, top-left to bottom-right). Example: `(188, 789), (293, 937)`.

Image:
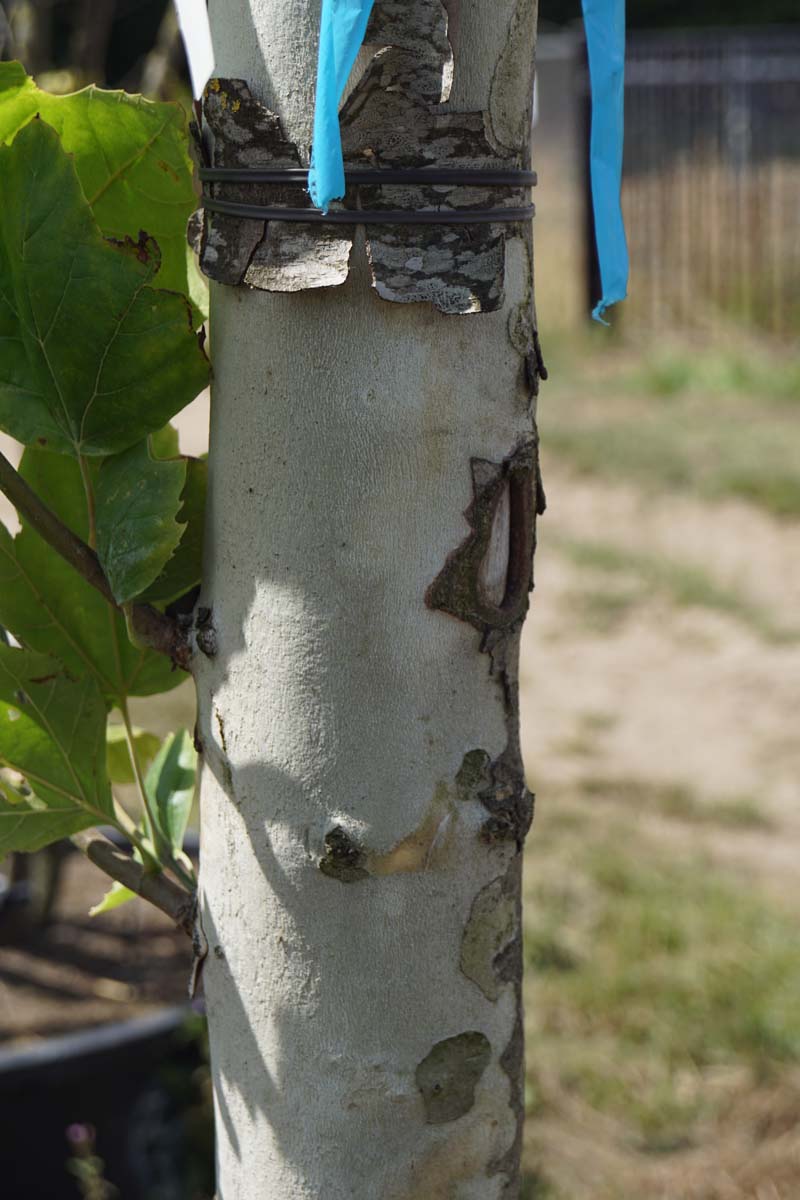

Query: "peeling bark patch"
(416, 1032), (491, 1124)
(490, 999), (525, 1190)
(194, 0), (533, 312)
(425, 440), (538, 639)
(484, 860), (525, 1190)
(478, 634), (535, 848)
(196, 78), (352, 291)
(456, 748), (492, 803)
(460, 867), (518, 1001)
(319, 826), (370, 883)
(488, 0), (539, 152)
(427, 437), (544, 850)
(341, 0), (525, 313)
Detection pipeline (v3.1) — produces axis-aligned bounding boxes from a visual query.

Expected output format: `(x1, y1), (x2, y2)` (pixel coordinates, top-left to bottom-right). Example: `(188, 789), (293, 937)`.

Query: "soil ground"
(0, 852), (188, 1043)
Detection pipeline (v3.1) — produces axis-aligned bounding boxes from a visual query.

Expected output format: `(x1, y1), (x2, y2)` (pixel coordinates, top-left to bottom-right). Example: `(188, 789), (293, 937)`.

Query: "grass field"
(519, 331), (800, 1198)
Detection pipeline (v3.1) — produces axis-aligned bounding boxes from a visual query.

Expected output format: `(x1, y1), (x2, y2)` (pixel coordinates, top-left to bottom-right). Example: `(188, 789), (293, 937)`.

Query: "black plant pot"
(0, 1005), (210, 1200)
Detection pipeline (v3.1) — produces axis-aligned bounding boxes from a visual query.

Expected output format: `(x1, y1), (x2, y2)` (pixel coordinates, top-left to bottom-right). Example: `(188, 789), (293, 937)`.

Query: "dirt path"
(520, 461), (800, 861)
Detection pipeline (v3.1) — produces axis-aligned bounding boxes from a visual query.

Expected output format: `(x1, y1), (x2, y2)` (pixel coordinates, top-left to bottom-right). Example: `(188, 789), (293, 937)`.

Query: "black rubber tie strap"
(199, 166), (537, 187)
(199, 165), (536, 225)
(202, 198), (535, 225)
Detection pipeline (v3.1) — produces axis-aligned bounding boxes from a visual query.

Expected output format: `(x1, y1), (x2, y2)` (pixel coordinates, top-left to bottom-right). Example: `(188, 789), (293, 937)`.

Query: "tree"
(0, 0), (544, 1195)
(194, 1), (542, 1195)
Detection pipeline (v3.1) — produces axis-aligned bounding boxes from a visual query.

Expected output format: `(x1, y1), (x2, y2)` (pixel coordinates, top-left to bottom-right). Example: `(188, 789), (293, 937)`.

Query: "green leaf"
(0, 62), (205, 310)
(0, 118), (208, 456)
(0, 448), (183, 702)
(145, 729), (196, 854)
(139, 457), (207, 606)
(96, 438), (187, 604)
(150, 422), (181, 459)
(0, 644), (111, 853)
(106, 724), (160, 785)
(89, 879), (137, 917)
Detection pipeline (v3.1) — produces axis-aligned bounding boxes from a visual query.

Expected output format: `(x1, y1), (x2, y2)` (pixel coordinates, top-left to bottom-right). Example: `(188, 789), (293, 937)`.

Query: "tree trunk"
(196, 2), (541, 1197)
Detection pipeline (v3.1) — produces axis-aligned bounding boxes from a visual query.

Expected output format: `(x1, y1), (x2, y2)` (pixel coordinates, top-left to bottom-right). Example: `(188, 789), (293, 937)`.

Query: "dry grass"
(520, 332), (800, 1198)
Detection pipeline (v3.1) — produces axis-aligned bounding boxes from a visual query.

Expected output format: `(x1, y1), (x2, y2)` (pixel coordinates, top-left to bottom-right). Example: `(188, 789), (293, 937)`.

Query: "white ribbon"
(173, 0), (215, 100)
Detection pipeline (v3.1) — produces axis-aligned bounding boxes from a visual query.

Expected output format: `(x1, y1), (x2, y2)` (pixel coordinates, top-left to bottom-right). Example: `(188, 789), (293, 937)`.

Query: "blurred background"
(0, 2), (798, 1198)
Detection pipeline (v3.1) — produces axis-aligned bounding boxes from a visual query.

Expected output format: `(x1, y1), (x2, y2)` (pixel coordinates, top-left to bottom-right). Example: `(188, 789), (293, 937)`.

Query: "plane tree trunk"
(194, 2), (542, 1196)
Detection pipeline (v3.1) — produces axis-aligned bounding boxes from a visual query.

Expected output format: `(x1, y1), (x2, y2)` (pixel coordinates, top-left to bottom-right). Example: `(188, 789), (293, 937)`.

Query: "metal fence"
(587, 28), (800, 337)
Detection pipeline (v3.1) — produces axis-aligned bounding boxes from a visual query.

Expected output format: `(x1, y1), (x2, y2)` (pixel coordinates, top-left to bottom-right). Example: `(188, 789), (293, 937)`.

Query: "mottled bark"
(195, 1), (536, 314)
(194, 2), (542, 1197)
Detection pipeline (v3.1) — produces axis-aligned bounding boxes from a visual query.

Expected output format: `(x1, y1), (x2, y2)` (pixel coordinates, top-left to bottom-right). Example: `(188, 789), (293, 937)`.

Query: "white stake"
(173, 0), (215, 99)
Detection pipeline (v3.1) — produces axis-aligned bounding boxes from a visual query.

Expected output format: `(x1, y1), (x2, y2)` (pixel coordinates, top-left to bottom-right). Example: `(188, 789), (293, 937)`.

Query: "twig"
(72, 828), (195, 937)
(0, 449), (191, 669)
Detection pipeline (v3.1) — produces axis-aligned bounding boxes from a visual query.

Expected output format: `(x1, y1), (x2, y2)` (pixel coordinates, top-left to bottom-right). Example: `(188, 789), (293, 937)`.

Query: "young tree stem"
(72, 827), (195, 936)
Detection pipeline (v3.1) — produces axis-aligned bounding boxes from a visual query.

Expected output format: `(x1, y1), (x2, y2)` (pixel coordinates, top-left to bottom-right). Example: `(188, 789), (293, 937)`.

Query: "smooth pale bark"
(196, 2), (540, 1197)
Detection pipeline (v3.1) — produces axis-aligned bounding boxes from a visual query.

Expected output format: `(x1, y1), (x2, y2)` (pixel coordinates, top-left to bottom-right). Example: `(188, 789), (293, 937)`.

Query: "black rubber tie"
(201, 197), (535, 225)
(199, 165), (536, 225)
(198, 166), (537, 187)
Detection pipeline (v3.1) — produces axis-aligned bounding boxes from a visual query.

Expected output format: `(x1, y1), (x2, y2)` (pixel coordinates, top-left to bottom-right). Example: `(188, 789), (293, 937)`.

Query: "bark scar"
(319, 826), (371, 883)
(426, 437), (544, 848)
(460, 861), (518, 1001)
(425, 437), (542, 639)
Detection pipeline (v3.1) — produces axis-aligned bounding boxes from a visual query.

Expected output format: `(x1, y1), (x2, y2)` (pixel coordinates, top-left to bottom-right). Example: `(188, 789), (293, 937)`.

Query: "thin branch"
(72, 828), (195, 938)
(112, 797), (162, 874)
(0, 448), (191, 669)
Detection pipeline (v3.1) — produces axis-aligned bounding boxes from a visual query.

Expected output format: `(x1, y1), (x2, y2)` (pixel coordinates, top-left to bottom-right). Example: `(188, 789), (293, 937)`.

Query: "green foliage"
(0, 66), (207, 883)
(146, 729), (196, 855)
(0, 61), (205, 310)
(106, 725), (160, 784)
(0, 450), (183, 700)
(88, 878), (137, 917)
(96, 438), (187, 604)
(0, 644), (111, 852)
(139, 457), (207, 605)
(90, 727), (197, 916)
(0, 120), (207, 457)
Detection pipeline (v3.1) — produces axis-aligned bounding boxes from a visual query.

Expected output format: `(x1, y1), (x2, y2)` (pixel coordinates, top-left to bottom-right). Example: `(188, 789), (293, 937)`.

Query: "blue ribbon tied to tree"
(306, 0), (628, 320)
(582, 0), (629, 322)
(308, 0), (376, 211)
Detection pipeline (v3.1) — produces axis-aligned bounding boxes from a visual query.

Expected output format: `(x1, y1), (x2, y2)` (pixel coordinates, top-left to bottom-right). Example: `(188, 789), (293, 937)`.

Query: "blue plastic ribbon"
(307, 0), (629, 320)
(308, 0), (376, 212)
(582, 0), (628, 322)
